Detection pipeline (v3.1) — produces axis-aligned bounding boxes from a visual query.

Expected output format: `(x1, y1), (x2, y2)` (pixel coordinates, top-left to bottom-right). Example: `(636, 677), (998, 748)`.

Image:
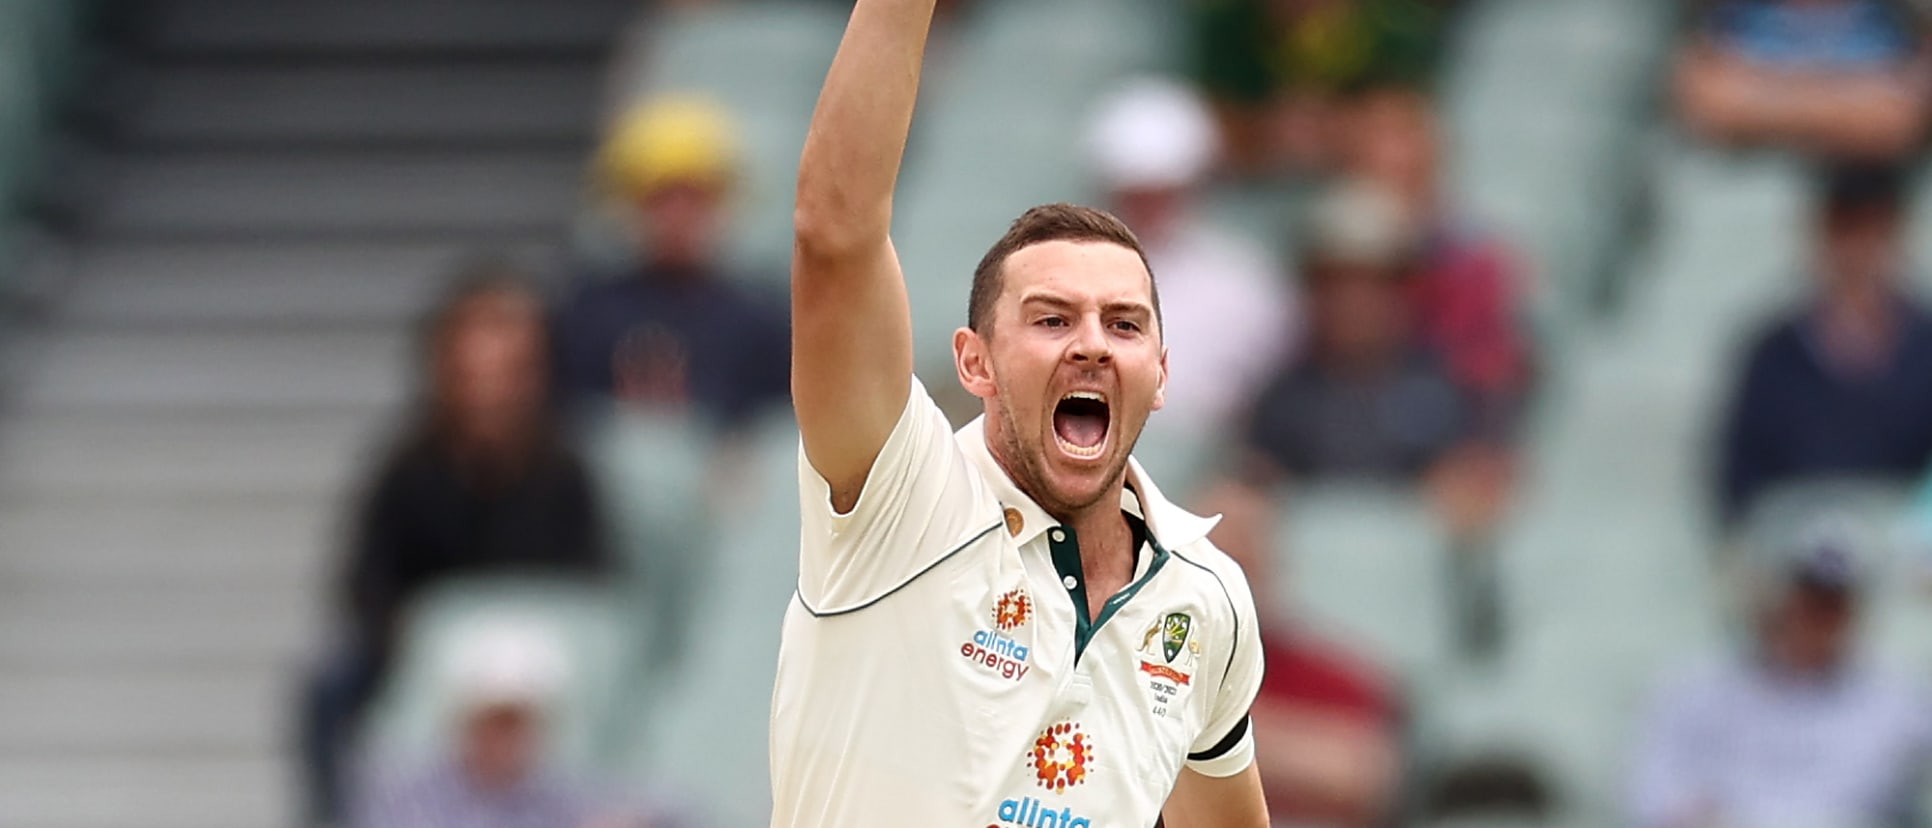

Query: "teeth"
(1054, 435), (1106, 459)
(1062, 391), (1106, 404)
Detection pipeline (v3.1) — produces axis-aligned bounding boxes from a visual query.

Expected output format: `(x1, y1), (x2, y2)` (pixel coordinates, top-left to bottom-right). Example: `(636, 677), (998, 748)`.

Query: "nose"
(1068, 315), (1112, 365)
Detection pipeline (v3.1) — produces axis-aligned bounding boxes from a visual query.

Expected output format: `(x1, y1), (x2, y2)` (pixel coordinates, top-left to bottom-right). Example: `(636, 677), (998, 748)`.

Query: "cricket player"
(770, 0), (1269, 824)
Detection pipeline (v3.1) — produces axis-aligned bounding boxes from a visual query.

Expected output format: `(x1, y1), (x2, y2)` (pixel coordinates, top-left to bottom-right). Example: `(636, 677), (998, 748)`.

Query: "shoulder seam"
(1169, 548), (1242, 681)
(794, 521), (1004, 618)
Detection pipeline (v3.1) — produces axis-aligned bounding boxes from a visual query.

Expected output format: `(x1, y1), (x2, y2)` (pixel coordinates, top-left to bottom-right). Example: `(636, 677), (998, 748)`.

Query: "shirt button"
(1063, 575), (1078, 590)
(1050, 529), (1066, 543)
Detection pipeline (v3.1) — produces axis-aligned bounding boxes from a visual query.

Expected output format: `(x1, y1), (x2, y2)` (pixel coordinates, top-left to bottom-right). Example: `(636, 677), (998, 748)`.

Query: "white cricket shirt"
(770, 380), (1265, 827)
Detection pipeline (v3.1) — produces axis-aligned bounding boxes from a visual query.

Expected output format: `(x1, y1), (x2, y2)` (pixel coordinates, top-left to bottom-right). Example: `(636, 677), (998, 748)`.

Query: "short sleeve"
(1186, 556), (1266, 777)
(795, 379), (1000, 614)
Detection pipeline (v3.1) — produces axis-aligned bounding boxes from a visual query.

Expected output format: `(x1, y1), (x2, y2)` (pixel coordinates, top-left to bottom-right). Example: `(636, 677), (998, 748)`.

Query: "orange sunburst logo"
(993, 589), (1032, 631)
(1029, 722), (1093, 792)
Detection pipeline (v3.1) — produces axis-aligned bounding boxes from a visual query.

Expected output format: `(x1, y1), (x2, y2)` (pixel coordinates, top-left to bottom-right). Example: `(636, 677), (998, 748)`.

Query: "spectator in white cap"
(1627, 523), (1932, 828)
(1086, 77), (1299, 459)
(352, 621), (648, 828)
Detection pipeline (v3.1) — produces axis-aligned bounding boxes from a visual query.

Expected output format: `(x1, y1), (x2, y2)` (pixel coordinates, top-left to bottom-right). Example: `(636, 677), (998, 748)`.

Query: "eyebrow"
(1017, 293), (1153, 317)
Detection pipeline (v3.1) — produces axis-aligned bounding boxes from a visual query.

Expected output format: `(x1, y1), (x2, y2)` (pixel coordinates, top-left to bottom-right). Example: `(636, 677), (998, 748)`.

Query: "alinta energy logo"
(960, 589), (1032, 681)
(1028, 722), (1093, 792)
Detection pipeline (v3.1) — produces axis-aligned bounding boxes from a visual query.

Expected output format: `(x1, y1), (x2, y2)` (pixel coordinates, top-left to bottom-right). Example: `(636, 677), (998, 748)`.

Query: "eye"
(1110, 319), (1142, 334)
(1036, 316), (1068, 328)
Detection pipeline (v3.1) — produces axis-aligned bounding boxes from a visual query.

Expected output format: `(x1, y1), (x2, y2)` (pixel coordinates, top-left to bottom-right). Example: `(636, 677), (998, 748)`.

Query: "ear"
(954, 327), (998, 400)
(1150, 346), (1168, 412)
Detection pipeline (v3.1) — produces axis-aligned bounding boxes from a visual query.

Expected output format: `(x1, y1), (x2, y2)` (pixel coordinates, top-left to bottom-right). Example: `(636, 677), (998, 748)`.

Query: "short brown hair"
(967, 203), (1159, 334)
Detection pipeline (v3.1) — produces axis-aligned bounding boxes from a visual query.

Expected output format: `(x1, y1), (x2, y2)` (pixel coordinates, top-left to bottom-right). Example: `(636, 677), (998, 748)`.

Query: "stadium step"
(0, 498), (327, 589)
(0, 755), (286, 828)
(0, 589), (318, 671)
(129, 58), (604, 148)
(88, 147), (586, 238)
(61, 239), (557, 327)
(146, 0), (634, 58)
(0, 2), (622, 826)
(11, 326), (408, 412)
(0, 410), (375, 498)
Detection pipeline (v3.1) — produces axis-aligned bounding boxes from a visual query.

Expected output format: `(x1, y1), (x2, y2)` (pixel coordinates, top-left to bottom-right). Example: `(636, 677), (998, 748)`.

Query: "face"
(1817, 203), (1901, 295)
(954, 240), (1167, 517)
(1763, 584), (1855, 674)
(1344, 90), (1438, 206)
(433, 291), (548, 445)
(639, 181), (725, 268)
(460, 703), (542, 791)
(1307, 262), (1409, 362)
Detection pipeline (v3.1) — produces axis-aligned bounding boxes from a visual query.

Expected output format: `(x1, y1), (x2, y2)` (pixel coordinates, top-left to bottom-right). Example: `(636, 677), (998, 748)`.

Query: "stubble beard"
(992, 388), (1135, 521)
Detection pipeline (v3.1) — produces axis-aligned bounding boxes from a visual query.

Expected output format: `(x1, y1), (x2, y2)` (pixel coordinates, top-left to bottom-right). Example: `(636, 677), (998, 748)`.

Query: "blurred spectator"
(555, 96), (789, 427)
(1420, 754), (1558, 827)
(1216, 181), (1513, 656)
(301, 268), (611, 827)
(352, 622), (641, 828)
(1190, 0), (1461, 173)
(1239, 183), (1486, 492)
(1085, 77), (1298, 433)
(1209, 485), (1403, 827)
(1717, 163), (1932, 527)
(1675, 0), (1932, 160)
(1339, 87), (1536, 435)
(1627, 532), (1932, 827)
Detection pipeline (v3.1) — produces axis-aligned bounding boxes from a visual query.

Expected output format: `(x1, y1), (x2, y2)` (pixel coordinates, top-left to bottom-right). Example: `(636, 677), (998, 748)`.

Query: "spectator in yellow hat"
(554, 96), (789, 427)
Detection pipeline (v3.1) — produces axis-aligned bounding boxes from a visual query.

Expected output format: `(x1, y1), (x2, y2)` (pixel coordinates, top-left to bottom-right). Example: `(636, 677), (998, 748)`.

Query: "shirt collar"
(955, 415), (1222, 550)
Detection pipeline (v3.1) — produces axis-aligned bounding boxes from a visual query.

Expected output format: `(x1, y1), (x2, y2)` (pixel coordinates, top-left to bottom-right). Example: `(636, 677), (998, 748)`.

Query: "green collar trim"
(1047, 513), (1170, 663)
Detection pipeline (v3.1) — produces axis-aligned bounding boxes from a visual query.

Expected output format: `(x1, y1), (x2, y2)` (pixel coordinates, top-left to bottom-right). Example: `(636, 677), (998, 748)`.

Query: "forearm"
(794, 0), (938, 258)
(1679, 49), (1929, 156)
(1163, 764), (1269, 828)
(790, 0), (933, 504)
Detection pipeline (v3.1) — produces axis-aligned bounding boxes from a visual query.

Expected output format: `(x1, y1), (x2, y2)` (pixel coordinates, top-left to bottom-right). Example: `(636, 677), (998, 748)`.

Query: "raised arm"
(791, 0), (935, 510)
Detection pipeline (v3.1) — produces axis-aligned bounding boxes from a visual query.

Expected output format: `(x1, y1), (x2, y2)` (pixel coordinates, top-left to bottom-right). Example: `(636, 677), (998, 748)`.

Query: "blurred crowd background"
(7, 0), (1932, 826)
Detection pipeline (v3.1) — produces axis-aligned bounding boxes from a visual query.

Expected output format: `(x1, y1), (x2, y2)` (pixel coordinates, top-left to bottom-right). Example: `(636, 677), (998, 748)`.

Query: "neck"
(983, 420), (1138, 576)
(1067, 503), (1138, 619)
(1814, 285), (1899, 374)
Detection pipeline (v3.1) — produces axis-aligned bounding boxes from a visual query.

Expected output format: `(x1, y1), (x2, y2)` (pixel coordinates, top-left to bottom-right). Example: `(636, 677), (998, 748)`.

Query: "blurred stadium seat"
(1276, 485), (1454, 678)
(618, 415), (802, 827)
(581, 408), (720, 680)
(1443, 0), (1673, 328)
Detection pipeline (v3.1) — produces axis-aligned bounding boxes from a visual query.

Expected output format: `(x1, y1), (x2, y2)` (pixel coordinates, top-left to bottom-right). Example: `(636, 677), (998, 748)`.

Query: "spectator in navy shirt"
(1717, 163), (1932, 527)
(555, 96), (789, 428)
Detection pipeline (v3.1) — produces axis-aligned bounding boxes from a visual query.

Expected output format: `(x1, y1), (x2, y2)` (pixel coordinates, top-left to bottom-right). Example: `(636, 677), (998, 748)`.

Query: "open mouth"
(1052, 392), (1111, 460)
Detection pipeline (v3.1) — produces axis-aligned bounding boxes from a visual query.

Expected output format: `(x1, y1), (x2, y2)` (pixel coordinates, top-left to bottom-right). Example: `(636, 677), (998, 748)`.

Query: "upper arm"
(791, 236), (914, 511)
(1163, 763), (1269, 828)
(1187, 554), (1267, 778)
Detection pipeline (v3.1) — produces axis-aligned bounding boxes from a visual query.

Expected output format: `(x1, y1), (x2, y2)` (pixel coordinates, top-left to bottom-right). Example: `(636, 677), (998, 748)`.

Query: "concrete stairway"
(0, 2), (631, 825)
